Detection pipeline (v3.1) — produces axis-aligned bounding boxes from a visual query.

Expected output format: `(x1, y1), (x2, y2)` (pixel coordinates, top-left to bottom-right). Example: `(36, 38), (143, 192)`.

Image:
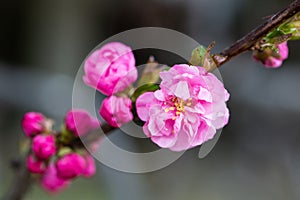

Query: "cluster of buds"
(22, 110), (100, 193)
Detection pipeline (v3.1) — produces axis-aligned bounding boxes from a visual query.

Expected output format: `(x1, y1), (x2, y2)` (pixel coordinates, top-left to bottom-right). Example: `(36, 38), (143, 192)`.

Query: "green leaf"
(57, 147), (72, 157)
(131, 83), (160, 102)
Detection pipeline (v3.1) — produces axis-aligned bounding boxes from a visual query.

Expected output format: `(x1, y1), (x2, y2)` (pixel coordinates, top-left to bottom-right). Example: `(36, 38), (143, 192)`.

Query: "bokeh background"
(1, 0), (300, 199)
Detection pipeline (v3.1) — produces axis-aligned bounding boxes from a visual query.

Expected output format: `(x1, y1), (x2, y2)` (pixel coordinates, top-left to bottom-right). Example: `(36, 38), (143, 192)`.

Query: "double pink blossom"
(22, 112), (45, 137)
(65, 109), (100, 137)
(253, 42), (289, 68)
(32, 134), (56, 160)
(83, 42), (137, 95)
(99, 95), (133, 127)
(136, 64), (230, 151)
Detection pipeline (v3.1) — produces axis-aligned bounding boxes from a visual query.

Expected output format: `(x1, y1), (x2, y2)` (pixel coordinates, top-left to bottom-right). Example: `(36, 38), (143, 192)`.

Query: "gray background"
(1, 0), (300, 199)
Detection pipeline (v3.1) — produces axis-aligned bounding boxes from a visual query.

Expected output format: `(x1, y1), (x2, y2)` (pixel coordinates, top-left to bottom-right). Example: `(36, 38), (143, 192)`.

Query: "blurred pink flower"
(32, 134), (56, 160)
(83, 42), (137, 95)
(82, 154), (96, 178)
(22, 112), (45, 137)
(56, 153), (86, 180)
(26, 154), (46, 174)
(136, 64), (230, 151)
(41, 163), (70, 193)
(65, 109), (100, 137)
(253, 42), (289, 68)
(99, 95), (133, 127)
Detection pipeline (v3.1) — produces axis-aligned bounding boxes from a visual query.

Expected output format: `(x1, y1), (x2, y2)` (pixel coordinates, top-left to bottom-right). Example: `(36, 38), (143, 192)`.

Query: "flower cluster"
(22, 110), (100, 193)
(253, 41), (289, 68)
(136, 64), (230, 151)
(83, 42), (136, 127)
(83, 42), (231, 151)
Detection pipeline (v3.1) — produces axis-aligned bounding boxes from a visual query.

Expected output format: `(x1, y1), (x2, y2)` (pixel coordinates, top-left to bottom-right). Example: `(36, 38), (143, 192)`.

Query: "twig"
(2, 156), (32, 200)
(213, 0), (300, 66)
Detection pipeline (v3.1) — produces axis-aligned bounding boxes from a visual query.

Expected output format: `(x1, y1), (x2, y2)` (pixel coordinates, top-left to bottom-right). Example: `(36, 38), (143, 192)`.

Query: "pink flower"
(32, 134), (56, 160)
(56, 153), (86, 180)
(83, 42), (137, 95)
(253, 42), (289, 68)
(41, 163), (70, 193)
(99, 96), (133, 127)
(22, 112), (45, 137)
(65, 109), (100, 137)
(136, 64), (230, 151)
(26, 154), (46, 174)
(82, 154), (96, 178)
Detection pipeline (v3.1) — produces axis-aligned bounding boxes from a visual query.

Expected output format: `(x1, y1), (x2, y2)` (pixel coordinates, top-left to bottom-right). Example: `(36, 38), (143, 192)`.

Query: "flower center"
(164, 96), (193, 120)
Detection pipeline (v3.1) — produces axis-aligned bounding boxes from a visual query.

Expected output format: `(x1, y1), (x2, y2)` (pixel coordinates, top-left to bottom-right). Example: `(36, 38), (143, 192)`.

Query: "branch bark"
(2, 156), (32, 200)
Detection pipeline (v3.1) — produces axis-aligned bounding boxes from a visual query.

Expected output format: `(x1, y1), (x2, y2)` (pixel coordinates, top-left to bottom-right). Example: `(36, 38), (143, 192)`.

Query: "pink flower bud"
(99, 96), (133, 127)
(82, 154), (96, 178)
(32, 134), (56, 160)
(136, 64), (230, 151)
(83, 42), (137, 95)
(253, 42), (289, 68)
(26, 154), (46, 174)
(41, 163), (70, 193)
(22, 112), (45, 137)
(65, 109), (100, 137)
(56, 153), (86, 180)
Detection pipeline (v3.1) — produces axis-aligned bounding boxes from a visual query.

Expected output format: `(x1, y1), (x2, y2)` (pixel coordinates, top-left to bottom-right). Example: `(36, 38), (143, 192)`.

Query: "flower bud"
(82, 154), (96, 178)
(65, 109), (100, 137)
(56, 153), (86, 180)
(99, 96), (133, 127)
(83, 42), (137, 95)
(22, 112), (45, 137)
(253, 42), (289, 68)
(32, 134), (56, 160)
(26, 154), (46, 174)
(41, 163), (70, 193)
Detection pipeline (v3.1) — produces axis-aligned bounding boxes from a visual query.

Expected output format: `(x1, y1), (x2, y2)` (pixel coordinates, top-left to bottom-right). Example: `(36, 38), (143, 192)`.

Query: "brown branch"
(213, 0), (300, 66)
(2, 156), (32, 200)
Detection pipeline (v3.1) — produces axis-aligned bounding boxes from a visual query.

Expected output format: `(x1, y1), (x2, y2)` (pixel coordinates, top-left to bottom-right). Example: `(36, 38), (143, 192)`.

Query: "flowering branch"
(3, 1), (300, 200)
(212, 0), (300, 66)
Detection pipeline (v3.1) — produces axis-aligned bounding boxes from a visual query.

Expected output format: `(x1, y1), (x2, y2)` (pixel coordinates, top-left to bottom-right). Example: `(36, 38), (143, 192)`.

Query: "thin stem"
(2, 156), (32, 200)
(213, 0), (300, 66)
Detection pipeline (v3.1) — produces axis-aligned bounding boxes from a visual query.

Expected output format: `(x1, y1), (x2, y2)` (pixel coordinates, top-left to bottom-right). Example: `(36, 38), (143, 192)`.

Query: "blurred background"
(1, 0), (300, 199)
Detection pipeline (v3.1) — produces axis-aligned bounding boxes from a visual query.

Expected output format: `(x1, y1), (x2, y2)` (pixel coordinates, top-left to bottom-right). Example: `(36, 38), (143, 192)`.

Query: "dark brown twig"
(213, 0), (300, 66)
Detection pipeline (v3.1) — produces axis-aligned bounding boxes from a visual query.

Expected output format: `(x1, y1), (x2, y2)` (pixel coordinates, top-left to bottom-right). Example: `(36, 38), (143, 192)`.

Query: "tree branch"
(213, 0), (300, 66)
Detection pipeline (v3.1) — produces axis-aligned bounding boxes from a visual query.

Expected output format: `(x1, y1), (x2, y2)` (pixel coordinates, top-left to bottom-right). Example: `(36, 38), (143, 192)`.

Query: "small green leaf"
(57, 147), (73, 157)
(131, 83), (160, 102)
